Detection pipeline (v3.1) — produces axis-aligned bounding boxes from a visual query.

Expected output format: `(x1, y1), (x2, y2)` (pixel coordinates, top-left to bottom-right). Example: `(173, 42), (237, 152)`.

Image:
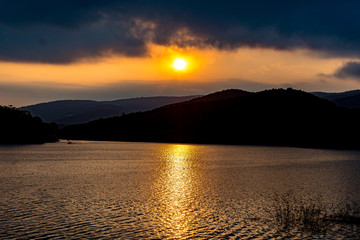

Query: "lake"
(1, 141), (360, 239)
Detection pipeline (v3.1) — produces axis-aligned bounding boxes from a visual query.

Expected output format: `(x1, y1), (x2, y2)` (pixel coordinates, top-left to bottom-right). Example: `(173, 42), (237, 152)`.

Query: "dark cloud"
(1, 1), (360, 63)
(333, 61), (360, 80)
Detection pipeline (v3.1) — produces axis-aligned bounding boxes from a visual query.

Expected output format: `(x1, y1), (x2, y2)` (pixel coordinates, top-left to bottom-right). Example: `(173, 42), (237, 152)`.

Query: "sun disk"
(173, 58), (187, 71)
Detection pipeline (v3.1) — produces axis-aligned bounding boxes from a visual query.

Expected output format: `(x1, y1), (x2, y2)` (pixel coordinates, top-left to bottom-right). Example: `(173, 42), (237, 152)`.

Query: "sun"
(172, 58), (187, 71)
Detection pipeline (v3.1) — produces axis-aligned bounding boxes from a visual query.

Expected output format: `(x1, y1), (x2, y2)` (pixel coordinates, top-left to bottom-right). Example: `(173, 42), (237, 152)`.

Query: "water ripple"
(1, 142), (360, 239)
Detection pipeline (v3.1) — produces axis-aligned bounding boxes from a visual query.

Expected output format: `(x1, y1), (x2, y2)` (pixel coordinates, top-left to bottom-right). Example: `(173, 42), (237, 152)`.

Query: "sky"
(1, 0), (360, 106)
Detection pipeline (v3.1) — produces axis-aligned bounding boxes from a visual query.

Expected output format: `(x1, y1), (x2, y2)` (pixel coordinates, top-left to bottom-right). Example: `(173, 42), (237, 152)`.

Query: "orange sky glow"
(0, 44), (359, 106)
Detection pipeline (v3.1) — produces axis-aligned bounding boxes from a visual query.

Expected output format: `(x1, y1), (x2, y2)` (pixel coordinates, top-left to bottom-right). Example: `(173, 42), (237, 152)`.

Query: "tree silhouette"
(0, 105), (58, 144)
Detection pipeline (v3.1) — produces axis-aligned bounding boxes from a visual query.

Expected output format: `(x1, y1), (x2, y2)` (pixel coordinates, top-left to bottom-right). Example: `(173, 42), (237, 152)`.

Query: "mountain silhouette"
(313, 90), (360, 108)
(0, 106), (57, 144)
(60, 88), (360, 149)
(21, 96), (199, 125)
(333, 94), (360, 108)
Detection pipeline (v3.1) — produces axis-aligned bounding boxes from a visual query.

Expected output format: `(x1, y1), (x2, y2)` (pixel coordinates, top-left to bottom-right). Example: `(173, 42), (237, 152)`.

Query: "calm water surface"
(1, 141), (360, 239)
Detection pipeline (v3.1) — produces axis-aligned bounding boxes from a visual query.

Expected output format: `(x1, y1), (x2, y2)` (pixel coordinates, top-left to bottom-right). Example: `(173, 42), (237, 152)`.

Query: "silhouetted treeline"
(0, 105), (58, 144)
(60, 88), (360, 149)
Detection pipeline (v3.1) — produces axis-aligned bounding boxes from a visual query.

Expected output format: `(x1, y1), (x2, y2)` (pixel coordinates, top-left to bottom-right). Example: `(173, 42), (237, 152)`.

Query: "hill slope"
(21, 96), (199, 125)
(60, 88), (360, 149)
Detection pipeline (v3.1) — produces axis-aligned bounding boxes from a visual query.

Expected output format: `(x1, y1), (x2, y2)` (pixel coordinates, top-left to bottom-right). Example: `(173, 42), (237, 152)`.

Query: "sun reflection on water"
(151, 144), (200, 238)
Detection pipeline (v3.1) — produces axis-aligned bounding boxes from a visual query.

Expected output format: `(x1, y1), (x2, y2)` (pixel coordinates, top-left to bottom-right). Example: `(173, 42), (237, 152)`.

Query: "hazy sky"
(1, 1), (360, 106)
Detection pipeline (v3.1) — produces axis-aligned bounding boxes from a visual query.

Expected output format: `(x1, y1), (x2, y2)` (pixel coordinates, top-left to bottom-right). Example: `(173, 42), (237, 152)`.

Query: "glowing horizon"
(0, 44), (359, 106)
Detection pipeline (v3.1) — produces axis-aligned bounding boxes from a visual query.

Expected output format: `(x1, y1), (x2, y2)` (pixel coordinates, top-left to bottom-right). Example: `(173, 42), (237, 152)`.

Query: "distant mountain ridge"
(312, 90), (360, 100)
(313, 90), (360, 108)
(60, 88), (360, 149)
(21, 96), (200, 125)
(22, 89), (360, 126)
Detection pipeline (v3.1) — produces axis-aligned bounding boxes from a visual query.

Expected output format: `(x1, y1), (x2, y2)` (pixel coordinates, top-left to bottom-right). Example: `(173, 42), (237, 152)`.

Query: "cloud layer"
(1, 1), (360, 63)
(334, 61), (360, 80)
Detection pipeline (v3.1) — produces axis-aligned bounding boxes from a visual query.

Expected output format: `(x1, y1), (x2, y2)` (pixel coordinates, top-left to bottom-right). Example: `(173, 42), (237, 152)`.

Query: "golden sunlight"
(173, 58), (188, 71)
(0, 44), (348, 94)
(149, 144), (198, 238)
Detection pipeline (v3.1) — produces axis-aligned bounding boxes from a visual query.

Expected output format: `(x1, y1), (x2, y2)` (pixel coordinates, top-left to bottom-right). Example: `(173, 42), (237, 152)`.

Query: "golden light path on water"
(150, 144), (202, 239)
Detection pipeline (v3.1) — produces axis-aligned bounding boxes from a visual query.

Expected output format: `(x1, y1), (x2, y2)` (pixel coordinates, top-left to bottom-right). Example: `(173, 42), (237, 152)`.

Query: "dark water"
(1, 141), (360, 239)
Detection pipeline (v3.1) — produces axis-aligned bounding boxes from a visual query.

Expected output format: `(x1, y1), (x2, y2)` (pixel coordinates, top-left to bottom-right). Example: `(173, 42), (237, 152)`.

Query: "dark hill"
(332, 94), (360, 108)
(0, 106), (57, 144)
(60, 88), (360, 149)
(157, 89), (253, 110)
(21, 96), (199, 125)
(189, 89), (253, 103)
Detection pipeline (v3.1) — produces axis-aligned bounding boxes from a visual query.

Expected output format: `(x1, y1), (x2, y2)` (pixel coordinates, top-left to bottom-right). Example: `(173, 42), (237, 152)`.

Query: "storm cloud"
(334, 61), (360, 80)
(1, 0), (360, 63)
